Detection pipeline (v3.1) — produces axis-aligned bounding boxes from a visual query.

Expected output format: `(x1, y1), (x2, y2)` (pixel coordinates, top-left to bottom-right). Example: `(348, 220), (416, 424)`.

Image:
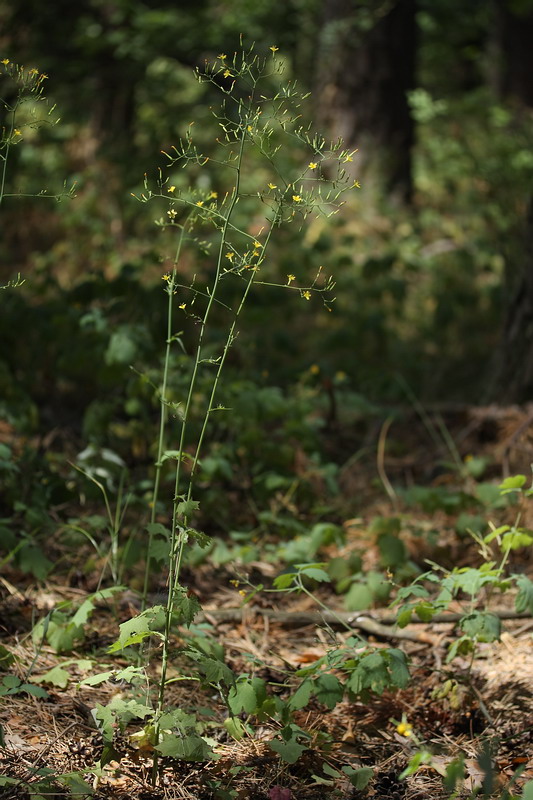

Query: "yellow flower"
(223, 69), (232, 78)
(308, 162), (318, 170)
(208, 191), (218, 199)
(28, 68), (39, 76)
(287, 274), (295, 284)
(247, 125), (253, 133)
(344, 154), (353, 163)
(1, 59), (9, 66)
(13, 129), (21, 136)
(292, 195), (302, 203)
(396, 722), (413, 737)
(179, 303), (186, 309)
(310, 364), (320, 374)
(162, 273), (171, 282)
(218, 53), (227, 60)
(268, 182), (277, 190)
(40, 73), (48, 80)
(252, 250), (260, 259)
(167, 185), (176, 193)
(167, 209), (177, 219)
(302, 291), (311, 300)
(196, 200), (204, 207)
(253, 240), (262, 249)
(225, 252), (234, 261)
(238, 589), (247, 597)
(270, 46), (279, 52)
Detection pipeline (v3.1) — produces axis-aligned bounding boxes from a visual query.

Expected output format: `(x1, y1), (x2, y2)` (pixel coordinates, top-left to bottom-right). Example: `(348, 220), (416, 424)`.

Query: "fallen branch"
(201, 607), (531, 644)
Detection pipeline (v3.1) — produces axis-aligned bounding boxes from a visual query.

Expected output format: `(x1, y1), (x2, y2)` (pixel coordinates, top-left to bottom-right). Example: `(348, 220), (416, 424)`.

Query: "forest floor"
(1, 404), (533, 800)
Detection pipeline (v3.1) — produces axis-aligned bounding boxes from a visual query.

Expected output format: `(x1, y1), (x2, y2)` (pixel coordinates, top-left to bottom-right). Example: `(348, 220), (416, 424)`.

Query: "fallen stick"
(201, 607), (531, 643)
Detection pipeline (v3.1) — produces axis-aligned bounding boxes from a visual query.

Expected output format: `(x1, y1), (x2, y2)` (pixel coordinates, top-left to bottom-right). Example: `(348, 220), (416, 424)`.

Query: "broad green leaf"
(21, 683), (48, 698)
(269, 737), (306, 764)
(396, 608), (413, 627)
(3, 674), (20, 688)
(499, 475), (526, 493)
(521, 779), (533, 800)
(56, 772), (94, 798)
(387, 649), (410, 688)
(460, 612), (501, 642)
(516, 575), (533, 613)
(288, 679), (314, 710)
(224, 716), (246, 741)
(176, 499), (200, 519)
(111, 605), (165, 650)
(273, 572), (296, 590)
(94, 703), (115, 742)
(414, 601), (436, 622)
(79, 671), (114, 687)
(159, 709), (196, 730)
(155, 732), (211, 761)
(298, 566), (330, 583)
(173, 589), (201, 626)
(378, 532), (406, 568)
(343, 765), (373, 789)
(228, 680), (257, 715)
(31, 665), (70, 688)
(314, 673), (343, 709)
(146, 522), (170, 538)
(344, 582), (373, 611)
(0, 645), (15, 669)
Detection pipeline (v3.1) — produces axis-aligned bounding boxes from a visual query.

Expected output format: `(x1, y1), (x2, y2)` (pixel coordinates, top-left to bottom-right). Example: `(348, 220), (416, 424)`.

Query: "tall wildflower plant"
(0, 57), (75, 288)
(93, 44), (358, 783)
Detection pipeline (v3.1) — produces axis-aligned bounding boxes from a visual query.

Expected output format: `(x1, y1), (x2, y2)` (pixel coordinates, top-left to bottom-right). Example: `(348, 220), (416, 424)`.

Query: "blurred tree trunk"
(490, 198), (533, 402)
(489, 1), (533, 402)
(493, 0), (533, 106)
(315, 0), (417, 203)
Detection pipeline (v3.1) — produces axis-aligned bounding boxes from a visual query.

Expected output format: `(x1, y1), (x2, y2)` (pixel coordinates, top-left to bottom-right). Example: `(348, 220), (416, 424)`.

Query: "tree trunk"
(315, 0), (417, 203)
(490, 198), (533, 403)
(489, 1), (533, 402)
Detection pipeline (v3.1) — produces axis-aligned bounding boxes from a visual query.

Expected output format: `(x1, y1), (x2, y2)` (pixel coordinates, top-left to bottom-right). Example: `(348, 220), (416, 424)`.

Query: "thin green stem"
(151, 121), (249, 786)
(0, 98), (18, 207)
(141, 218), (191, 612)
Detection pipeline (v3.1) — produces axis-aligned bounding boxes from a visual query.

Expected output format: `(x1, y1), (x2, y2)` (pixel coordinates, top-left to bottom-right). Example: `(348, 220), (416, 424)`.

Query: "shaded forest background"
(2, 0), (533, 449)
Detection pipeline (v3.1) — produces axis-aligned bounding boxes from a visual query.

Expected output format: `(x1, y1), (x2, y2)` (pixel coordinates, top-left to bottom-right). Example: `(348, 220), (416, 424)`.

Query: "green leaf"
(298, 566), (330, 583)
(386, 649), (410, 688)
(499, 475), (526, 493)
(155, 733), (212, 761)
(3, 674), (20, 688)
(21, 683), (49, 698)
(176, 499), (200, 519)
(146, 522), (170, 538)
(460, 612), (501, 642)
(0, 645), (15, 669)
(56, 772), (94, 798)
(224, 716), (246, 741)
(343, 765), (373, 789)
(110, 605), (165, 651)
(80, 671), (115, 687)
(378, 532), (406, 568)
(314, 673), (344, 709)
(269, 737), (307, 764)
(273, 572), (296, 590)
(396, 608), (413, 627)
(94, 703), (115, 742)
(31, 665), (70, 688)
(521, 779), (533, 800)
(173, 588), (201, 627)
(344, 582), (373, 611)
(414, 601), (436, 622)
(288, 679), (314, 710)
(228, 680), (257, 715)
(515, 575), (533, 614)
